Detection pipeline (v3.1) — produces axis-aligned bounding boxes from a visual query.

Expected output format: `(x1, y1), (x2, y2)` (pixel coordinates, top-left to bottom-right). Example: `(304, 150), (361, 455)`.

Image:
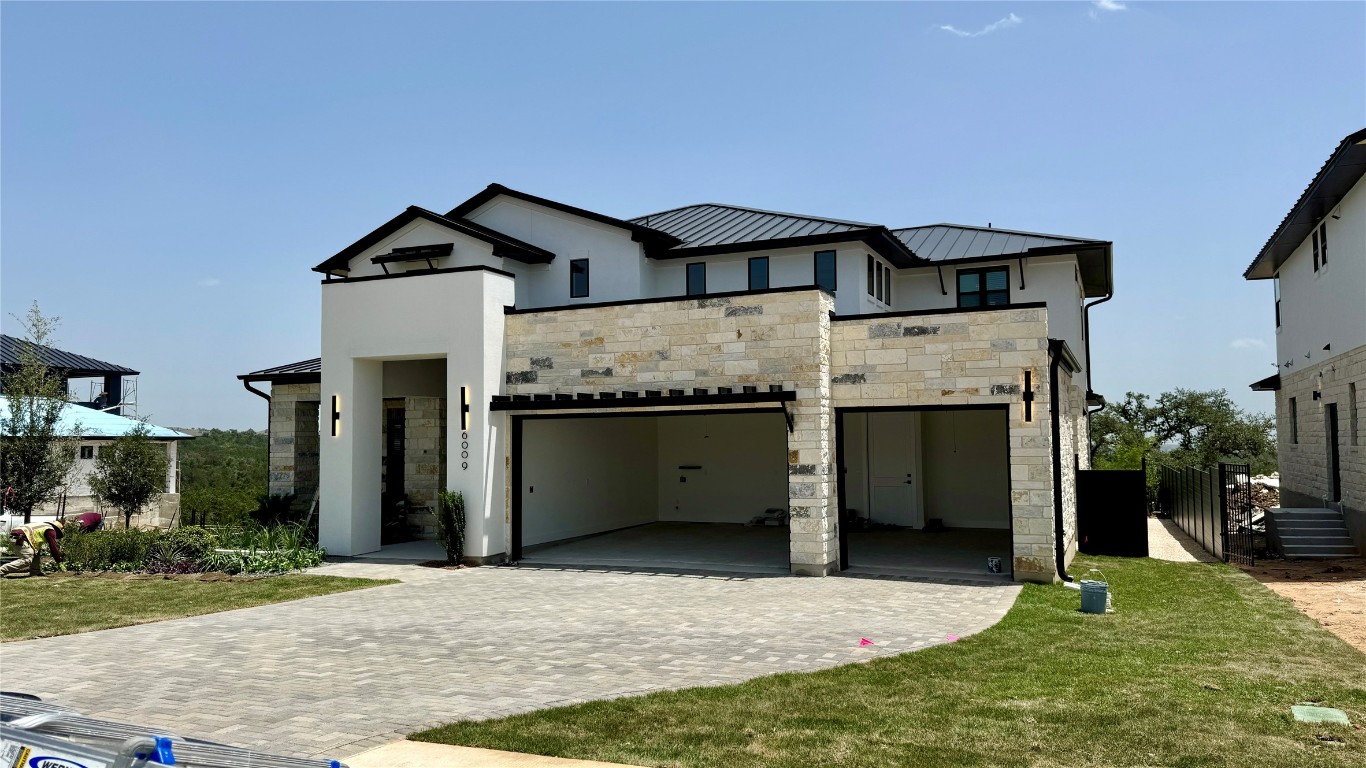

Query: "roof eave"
(654, 228), (922, 268)
(312, 206), (554, 275)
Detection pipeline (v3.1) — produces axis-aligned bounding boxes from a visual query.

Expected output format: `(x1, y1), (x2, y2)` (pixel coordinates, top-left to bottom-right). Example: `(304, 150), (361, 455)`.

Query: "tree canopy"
(89, 420), (172, 528)
(1091, 388), (1276, 475)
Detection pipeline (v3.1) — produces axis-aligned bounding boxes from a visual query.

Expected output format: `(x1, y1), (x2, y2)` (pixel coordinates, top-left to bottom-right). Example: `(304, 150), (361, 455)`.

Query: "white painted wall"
(64, 440), (179, 497)
(841, 413), (869, 516)
(899, 255), (1087, 370)
(466, 197), (646, 308)
(921, 409), (1010, 529)
(656, 413), (787, 523)
(320, 268), (514, 557)
(520, 417), (659, 546)
(1275, 177), (1366, 369)
(341, 219), (503, 279)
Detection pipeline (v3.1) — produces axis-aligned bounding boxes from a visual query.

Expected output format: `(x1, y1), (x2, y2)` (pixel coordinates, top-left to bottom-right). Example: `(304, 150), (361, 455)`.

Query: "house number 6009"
(461, 431), (469, 470)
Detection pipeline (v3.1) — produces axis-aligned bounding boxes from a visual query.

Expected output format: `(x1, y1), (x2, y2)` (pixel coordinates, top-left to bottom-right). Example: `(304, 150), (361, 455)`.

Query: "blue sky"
(2, 1), (1363, 429)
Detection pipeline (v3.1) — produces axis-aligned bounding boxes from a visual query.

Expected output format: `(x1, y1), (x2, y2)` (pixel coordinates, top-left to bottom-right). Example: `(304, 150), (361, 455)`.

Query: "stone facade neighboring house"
(1246, 127), (1366, 555)
(240, 184), (1114, 582)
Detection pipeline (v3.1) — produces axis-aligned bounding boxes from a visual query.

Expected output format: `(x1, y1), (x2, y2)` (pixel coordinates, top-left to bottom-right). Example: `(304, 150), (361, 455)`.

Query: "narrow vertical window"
(884, 265), (892, 305)
(1350, 383), (1359, 447)
(1312, 228), (1320, 271)
(1319, 221), (1327, 265)
(1289, 397), (1298, 444)
(875, 261), (883, 302)
(814, 250), (837, 293)
(867, 255), (875, 296)
(1274, 277), (1281, 328)
(748, 256), (769, 291)
(569, 259), (590, 298)
(686, 262), (707, 296)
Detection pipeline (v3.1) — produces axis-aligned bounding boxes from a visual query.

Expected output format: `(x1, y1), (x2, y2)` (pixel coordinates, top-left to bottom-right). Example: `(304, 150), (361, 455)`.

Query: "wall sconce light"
(331, 395), (341, 437)
(1022, 370), (1034, 422)
(460, 386), (471, 431)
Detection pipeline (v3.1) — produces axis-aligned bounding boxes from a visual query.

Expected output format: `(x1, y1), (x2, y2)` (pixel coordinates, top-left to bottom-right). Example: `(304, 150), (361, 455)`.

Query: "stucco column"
(788, 295), (839, 576)
(319, 357), (383, 556)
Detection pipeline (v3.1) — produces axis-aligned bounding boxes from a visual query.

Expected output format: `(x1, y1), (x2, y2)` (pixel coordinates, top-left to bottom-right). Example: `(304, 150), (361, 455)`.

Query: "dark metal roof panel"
(238, 358), (321, 382)
(0, 335), (138, 376)
(629, 204), (871, 249)
(889, 224), (1102, 262)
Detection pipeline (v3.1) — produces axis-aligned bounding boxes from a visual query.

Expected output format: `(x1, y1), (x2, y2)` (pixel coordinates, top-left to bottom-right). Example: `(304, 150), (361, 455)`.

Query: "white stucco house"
(240, 184), (1114, 582)
(1246, 127), (1365, 557)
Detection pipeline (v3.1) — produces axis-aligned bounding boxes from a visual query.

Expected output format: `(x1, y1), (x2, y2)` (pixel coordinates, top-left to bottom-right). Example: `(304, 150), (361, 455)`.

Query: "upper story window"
(957, 266), (1009, 308)
(815, 250), (837, 294)
(686, 262), (707, 296)
(748, 256), (769, 291)
(884, 263), (892, 305)
(1274, 277), (1281, 328)
(569, 259), (590, 298)
(867, 255), (893, 305)
(867, 255), (875, 296)
(1312, 221), (1327, 271)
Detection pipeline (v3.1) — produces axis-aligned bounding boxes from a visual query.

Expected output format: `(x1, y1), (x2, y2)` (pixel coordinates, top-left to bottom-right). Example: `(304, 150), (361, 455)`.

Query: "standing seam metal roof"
(0, 335), (138, 376)
(629, 204), (875, 248)
(890, 225), (1104, 262)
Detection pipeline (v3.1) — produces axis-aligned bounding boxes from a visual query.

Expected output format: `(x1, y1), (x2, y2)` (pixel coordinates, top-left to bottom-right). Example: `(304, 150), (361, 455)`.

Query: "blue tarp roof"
(0, 399), (190, 440)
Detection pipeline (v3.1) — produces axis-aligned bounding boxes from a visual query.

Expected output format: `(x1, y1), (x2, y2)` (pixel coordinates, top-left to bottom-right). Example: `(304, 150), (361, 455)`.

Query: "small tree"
(89, 421), (171, 528)
(435, 489), (466, 565)
(0, 304), (81, 523)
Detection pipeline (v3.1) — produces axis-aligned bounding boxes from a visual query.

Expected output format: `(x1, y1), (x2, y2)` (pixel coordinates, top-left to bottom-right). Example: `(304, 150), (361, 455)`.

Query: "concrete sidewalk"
(347, 740), (644, 768)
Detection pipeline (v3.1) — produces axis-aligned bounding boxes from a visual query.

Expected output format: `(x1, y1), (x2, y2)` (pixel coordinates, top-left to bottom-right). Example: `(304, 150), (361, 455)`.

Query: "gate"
(1077, 466), (1149, 556)
(1157, 462), (1254, 564)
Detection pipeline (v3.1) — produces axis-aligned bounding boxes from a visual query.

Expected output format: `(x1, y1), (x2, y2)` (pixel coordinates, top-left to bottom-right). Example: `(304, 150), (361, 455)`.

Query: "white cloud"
(1095, 0), (1127, 10)
(197, 278), (222, 288)
(1230, 338), (1267, 350)
(939, 13), (1023, 38)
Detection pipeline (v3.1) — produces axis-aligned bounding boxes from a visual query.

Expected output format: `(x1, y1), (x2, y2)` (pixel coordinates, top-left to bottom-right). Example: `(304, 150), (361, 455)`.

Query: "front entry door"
(868, 411), (922, 527)
(1326, 403), (1341, 502)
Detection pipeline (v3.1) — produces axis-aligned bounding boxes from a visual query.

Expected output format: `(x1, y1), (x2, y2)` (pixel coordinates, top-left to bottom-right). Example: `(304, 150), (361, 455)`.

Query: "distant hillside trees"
(178, 428), (268, 525)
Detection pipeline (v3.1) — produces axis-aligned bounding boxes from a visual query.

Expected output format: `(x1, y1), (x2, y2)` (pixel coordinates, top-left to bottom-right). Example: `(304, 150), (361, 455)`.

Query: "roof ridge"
(891, 222), (1104, 242)
(631, 202), (877, 229)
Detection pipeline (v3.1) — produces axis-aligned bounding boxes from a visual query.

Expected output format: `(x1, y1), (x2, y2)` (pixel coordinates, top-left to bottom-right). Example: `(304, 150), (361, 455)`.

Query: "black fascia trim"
(1249, 373), (1281, 392)
(505, 405), (789, 422)
(653, 228), (922, 268)
(914, 243), (1113, 298)
(445, 184), (684, 249)
(236, 372), (321, 385)
(1051, 337), (1082, 375)
(321, 264), (517, 285)
(835, 403), (1010, 415)
(830, 301), (1047, 323)
(504, 284), (833, 315)
(313, 206), (554, 275)
(491, 390), (795, 412)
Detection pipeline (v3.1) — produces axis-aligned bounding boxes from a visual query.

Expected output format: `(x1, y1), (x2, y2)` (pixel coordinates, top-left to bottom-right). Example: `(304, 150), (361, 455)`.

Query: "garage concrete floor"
(521, 522), (1014, 581)
(521, 522), (790, 574)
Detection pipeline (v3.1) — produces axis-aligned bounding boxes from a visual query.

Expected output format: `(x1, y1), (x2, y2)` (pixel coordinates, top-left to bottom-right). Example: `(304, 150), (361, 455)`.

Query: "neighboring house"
(240, 184), (1114, 582)
(1, 336), (190, 529)
(1246, 127), (1366, 556)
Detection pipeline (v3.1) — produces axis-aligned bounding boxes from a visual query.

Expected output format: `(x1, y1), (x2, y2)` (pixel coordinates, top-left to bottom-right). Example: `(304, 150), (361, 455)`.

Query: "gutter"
(1082, 246), (1114, 416)
(241, 380), (271, 403)
(1049, 338), (1075, 583)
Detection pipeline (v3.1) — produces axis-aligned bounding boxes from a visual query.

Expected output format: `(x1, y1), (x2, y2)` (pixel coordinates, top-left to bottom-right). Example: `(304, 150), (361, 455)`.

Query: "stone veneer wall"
(502, 288), (840, 575)
(827, 306), (1072, 582)
(403, 396), (447, 539)
(269, 382), (321, 501)
(1276, 345), (1366, 552)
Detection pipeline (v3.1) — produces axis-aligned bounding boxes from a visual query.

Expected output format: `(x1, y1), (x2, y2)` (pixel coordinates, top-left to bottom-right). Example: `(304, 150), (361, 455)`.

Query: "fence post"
(1218, 464), (1229, 562)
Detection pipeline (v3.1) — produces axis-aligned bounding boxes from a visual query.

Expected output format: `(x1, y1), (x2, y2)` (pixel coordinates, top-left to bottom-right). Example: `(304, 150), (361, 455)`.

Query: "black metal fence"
(1157, 463), (1254, 564)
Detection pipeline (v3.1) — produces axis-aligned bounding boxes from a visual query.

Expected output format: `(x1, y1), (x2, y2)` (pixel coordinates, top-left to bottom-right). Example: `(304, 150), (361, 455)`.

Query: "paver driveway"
(1, 563), (1021, 759)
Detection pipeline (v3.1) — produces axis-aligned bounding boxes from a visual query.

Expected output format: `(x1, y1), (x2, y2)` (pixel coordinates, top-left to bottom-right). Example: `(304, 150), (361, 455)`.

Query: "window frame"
(884, 264), (892, 305)
(1274, 276), (1281, 328)
(569, 258), (590, 299)
(1350, 383), (1359, 447)
(80, 445), (95, 460)
(1319, 221), (1327, 266)
(1313, 228), (1320, 271)
(748, 256), (769, 291)
(686, 261), (707, 296)
(1289, 396), (1298, 444)
(875, 261), (883, 302)
(814, 250), (837, 294)
(956, 266), (1010, 309)
(867, 255), (875, 296)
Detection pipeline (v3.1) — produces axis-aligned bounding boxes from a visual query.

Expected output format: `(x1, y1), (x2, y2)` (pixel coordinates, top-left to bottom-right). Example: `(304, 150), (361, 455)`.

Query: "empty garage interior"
(515, 411), (791, 573)
(840, 407), (1013, 580)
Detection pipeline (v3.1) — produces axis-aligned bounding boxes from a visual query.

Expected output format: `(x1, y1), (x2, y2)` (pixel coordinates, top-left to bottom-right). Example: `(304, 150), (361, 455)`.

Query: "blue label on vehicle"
(29, 756), (90, 768)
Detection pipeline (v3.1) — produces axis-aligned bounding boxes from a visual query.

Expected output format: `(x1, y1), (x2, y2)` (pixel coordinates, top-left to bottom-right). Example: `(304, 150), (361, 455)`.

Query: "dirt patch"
(1239, 558), (1366, 654)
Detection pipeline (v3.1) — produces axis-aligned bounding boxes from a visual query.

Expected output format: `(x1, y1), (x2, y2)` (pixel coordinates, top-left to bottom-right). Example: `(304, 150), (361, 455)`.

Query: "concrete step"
(1280, 533), (1355, 546)
(1281, 544), (1360, 558)
(1274, 518), (1348, 529)
(1270, 508), (1345, 521)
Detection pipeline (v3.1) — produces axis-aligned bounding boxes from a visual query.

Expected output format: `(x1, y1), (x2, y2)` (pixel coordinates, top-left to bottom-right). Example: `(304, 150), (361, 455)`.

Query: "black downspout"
(1049, 339), (1073, 583)
(1082, 248), (1114, 416)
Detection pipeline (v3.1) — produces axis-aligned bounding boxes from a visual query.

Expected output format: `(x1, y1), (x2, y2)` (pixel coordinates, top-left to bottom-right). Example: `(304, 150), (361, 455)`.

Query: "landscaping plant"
(436, 489), (466, 565)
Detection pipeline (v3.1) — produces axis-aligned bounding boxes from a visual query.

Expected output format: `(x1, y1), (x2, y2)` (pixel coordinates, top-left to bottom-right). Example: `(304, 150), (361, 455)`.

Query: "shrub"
(62, 527), (162, 570)
(199, 547), (325, 574)
(164, 526), (218, 561)
(435, 490), (466, 565)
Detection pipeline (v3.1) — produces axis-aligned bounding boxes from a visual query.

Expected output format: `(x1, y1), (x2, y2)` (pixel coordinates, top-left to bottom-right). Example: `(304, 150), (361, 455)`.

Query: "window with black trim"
(80, 446), (94, 460)
(570, 259), (589, 298)
(957, 266), (1009, 308)
(1319, 221), (1327, 266)
(815, 250), (837, 293)
(1289, 397), (1298, 444)
(875, 261), (883, 301)
(748, 256), (769, 290)
(686, 262), (706, 296)
(1313, 227), (1320, 271)
(884, 264), (892, 305)
(1274, 277), (1281, 328)
(867, 255), (875, 296)
(1350, 383), (1359, 447)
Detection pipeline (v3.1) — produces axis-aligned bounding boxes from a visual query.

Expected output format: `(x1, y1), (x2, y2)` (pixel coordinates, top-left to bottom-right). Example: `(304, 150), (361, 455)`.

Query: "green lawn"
(416, 557), (1366, 767)
(1, 573), (393, 641)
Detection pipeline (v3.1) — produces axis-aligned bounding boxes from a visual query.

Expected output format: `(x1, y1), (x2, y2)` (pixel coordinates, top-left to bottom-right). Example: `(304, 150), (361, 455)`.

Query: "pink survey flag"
(858, 637), (875, 646)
